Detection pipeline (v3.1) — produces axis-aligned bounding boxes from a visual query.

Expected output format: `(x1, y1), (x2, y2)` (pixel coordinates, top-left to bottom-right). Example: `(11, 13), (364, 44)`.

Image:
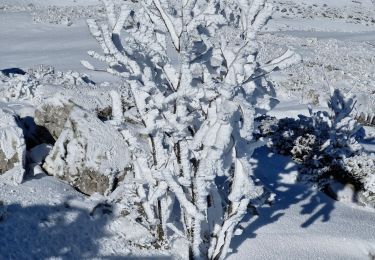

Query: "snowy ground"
(229, 146), (375, 260)
(262, 1), (375, 110)
(1, 0), (375, 259)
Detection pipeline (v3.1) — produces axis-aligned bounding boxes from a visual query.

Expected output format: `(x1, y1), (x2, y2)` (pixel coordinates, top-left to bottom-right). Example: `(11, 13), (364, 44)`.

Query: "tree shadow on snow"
(0, 201), (111, 259)
(229, 146), (338, 256)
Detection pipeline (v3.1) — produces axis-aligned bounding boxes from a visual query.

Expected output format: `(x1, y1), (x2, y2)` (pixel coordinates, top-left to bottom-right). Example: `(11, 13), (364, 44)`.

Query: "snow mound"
(0, 109), (26, 183)
(43, 106), (130, 195)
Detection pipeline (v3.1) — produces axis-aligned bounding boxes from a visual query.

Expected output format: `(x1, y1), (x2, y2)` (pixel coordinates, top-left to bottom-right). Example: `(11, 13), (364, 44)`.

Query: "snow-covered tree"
(298, 89), (362, 185)
(82, 0), (299, 258)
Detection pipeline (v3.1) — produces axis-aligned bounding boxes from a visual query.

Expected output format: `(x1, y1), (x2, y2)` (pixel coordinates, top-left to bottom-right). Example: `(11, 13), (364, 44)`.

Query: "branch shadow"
(229, 146), (339, 256)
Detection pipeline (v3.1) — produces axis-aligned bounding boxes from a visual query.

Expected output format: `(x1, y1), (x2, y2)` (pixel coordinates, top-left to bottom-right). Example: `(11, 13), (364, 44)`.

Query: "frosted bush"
(343, 154), (375, 206)
(291, 134), (317, 163)
(258, 89), (363, 189)
(82, 0), (299, 258)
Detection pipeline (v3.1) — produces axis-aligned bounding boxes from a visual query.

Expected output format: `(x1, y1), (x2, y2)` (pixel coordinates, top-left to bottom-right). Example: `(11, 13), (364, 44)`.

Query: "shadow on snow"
(229, 146), (338, 256)
(0, 201), (110, 259)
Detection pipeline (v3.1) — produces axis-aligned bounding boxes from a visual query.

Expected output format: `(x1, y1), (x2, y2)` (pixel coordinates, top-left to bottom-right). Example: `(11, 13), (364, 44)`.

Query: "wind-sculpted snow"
(258, 33), (375, 108)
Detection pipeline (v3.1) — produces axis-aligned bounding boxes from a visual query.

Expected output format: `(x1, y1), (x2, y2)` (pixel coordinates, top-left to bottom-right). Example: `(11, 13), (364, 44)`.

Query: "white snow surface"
(1, 0), (375, 259)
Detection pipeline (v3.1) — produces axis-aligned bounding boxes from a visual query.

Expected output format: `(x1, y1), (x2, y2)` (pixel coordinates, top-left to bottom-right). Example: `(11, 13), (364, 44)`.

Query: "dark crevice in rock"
(96, 106), (112, 121)
(15, 116), (55, 150)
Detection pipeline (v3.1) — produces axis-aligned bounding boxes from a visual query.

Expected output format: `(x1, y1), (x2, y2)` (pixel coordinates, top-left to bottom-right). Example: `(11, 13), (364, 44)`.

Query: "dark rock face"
(34, 97), (75, 140)
(70, 169), (110, 196)
(43, 106), (130, 195)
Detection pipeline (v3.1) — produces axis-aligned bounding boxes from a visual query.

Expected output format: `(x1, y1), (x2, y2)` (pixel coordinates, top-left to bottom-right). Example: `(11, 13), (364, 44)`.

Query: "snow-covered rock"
(43, 106), (130, 195)
(34, 96), (75, 140)
(34, 93), (115, 141)
(0, 109), (26, 183)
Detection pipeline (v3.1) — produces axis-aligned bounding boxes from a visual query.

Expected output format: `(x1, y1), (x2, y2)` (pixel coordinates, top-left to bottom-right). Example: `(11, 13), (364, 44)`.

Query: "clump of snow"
(325, 181), (357, 203)
(43, 106), (130, 195)
(26, 65), (95, 87)
(0, 74), (39, 102)
(0, 65), (97, 105)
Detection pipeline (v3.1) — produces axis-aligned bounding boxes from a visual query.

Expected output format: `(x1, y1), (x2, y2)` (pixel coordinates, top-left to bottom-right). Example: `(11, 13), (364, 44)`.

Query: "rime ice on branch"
(82, 0), (300, 258)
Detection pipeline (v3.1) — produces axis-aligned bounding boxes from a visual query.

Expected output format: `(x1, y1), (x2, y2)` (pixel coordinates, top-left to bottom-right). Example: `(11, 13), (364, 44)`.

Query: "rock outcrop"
(34, 96), (75, 140)
(0, 109), (26, 183)
(43, 107), (130, 195)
